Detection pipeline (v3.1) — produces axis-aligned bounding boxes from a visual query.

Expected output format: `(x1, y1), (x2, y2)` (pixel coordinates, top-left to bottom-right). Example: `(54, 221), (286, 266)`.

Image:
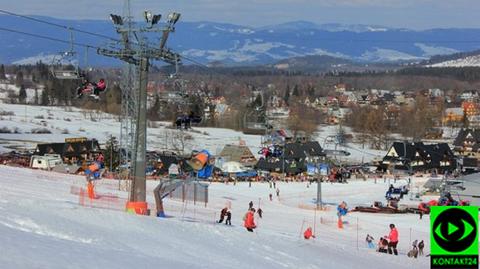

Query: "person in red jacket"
(244, 208), (256, 232)
(387, 223), (399, 255)
(304, 227), (315, 239)
(93, 78), (106, 95)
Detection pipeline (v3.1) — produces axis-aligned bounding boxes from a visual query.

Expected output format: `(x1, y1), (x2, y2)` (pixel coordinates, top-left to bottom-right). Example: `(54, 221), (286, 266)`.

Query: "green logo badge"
(431, 206), (479, 269)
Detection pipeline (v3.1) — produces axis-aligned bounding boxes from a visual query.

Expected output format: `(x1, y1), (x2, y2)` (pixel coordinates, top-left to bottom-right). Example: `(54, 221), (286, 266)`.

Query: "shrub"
(0, 111), (14, 116)
(31, 128), (52, 134)
(0, 127), (11, 133)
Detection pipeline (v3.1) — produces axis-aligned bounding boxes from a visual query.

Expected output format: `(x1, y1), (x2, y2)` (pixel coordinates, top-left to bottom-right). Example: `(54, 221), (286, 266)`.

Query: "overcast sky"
(2, 0), (480, 29)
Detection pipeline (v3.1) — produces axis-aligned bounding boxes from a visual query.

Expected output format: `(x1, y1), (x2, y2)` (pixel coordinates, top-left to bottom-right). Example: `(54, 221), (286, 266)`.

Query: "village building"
(443, 107), (464, 126)
(453, 128), (480, 160)
(34, 138), (101, 165)
(255, 141), (325, 175)
(380, 142), (456, 173)
(218, 144), (257, 167)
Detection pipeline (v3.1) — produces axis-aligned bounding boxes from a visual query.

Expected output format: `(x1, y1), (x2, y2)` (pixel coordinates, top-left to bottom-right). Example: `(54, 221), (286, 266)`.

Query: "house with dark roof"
(380, 142), (456, 173)
(255, 141), (326, 175)
(453, 128), (480, 160)
(34, 138), (101, 164)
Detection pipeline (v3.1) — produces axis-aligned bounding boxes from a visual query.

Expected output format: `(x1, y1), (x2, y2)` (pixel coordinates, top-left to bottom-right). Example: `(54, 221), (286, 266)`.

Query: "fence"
(70, 185), (128, 211)
(168, 181), (209, 205)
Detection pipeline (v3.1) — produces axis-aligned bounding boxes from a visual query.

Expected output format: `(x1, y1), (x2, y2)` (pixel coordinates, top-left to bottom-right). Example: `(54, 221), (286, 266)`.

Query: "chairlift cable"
(0, 8), (119, 42)
(0, 26), (99, 50)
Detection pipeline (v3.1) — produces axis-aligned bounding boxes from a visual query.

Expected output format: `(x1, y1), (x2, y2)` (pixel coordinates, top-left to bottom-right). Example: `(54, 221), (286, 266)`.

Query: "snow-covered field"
(0, 165), (431, 269)
(0, 102), (385, 163)
(0, 102), (263, 156)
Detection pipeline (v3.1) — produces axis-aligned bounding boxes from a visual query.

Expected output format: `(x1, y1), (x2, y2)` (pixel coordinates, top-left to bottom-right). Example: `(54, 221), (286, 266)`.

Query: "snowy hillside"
(0, 102), (262, 156)
(0, 165), (431, 269)
(0, 99), (384, 163)
(428, 54), (480, 67)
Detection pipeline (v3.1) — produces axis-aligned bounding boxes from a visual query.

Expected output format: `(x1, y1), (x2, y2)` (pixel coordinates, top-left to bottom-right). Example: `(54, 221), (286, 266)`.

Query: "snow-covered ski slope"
(0, 166), (430, 269)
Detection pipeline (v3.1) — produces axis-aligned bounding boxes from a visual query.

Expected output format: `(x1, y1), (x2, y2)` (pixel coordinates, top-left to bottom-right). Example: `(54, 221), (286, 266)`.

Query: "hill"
(1, 15), (480, 66)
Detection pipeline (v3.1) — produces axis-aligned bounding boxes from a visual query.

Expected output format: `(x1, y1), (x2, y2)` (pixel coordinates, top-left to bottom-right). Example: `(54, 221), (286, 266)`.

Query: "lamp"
(144, 10), (153, 23)
(110, 14), (123, 25)
(167, 12), (181, 24)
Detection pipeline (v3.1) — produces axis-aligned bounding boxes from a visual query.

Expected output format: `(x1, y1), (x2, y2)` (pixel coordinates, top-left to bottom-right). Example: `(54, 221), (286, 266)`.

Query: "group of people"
(366, 223), (424, 257)
(76, 78), (106, 99)
(385, 184), (409, 200)
(218, 207), (232, 225)
(84, 152), (105, 181)
(407, 240), (425, 258)
(175, 112), (202, 129)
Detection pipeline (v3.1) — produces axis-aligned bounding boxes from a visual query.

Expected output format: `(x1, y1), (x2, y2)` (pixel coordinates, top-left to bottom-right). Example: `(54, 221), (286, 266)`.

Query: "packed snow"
(0, 165), (431, 269)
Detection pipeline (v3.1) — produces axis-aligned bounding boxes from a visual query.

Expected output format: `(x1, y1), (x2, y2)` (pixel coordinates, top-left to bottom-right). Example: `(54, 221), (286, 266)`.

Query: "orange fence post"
(87, 181), (95, 200)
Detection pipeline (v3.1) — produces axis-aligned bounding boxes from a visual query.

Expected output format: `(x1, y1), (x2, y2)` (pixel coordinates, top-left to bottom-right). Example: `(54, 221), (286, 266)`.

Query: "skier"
(337, 201), (348, 229)
(96, 153), (105, 169)
(408, 239), (418, 258)
(218, 207), (228, 223)
(304, 227), (315, 239)
(418, 240), (424, 256)
(269, 193), (273, 201)
(249, 201), (253, 210)
(243, 208), (256, 232)
(377, 237), (388, 253)
(366, 234), (375, 249)
(276, 188), (280, 197)
(385, 184), (394, 199)
(225, 209), (232, 225)
(387, 223), (399, 255)
(257, 208), (263, 218)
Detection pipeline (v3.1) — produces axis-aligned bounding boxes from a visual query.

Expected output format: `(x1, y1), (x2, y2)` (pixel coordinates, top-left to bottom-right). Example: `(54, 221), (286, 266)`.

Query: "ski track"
(0, 165), (433, 269)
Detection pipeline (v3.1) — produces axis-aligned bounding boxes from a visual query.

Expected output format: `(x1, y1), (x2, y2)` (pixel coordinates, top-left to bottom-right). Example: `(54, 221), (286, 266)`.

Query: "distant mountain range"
(1, 15), (480, 67)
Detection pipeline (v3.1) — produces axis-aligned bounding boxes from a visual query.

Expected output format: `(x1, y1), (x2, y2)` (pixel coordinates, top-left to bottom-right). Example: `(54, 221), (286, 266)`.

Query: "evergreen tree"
(103, 136), (120, 172)
(40, 89), (50, 106)
(253, 93), (263, 108)
(15, 71), (24, 87)
(34, 88), (39, 105)
(147, 94), (161, 121)
(18, 85), (27, 104)
(0, 64), (6, 80)
(307, 84), (315, 97)
(292, 84), (300, 97)
(284, 85), (290, 104)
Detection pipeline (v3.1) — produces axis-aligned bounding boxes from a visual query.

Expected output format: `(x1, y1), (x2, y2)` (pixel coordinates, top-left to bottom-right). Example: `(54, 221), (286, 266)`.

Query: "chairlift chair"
(50, 51), (83, 80)
(50, 29), (83, 80)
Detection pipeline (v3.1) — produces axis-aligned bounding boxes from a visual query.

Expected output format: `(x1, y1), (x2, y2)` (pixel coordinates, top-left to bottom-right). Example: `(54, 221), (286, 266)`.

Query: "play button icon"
(448, 222), (459, 236)
(432, 208), (478, 253)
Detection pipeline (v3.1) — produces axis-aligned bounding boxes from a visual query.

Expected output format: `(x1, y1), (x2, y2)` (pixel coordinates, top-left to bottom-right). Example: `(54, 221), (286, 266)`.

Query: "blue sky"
(3, 0), (480, 29)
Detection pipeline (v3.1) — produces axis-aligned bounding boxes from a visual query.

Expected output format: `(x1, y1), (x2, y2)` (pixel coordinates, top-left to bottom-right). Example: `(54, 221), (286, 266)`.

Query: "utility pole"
(98, 2), (181, 213)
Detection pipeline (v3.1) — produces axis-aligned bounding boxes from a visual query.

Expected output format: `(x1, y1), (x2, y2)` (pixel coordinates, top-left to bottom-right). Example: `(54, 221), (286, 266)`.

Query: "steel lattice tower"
(99, 0), (181, 206)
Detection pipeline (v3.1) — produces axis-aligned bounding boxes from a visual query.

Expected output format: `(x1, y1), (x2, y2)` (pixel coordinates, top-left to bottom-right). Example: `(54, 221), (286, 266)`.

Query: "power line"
(0, 26), (99, 49)
(180, 55), (211, 69)
(0, 9), (206, 69)
(0, 9), (118, 42)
